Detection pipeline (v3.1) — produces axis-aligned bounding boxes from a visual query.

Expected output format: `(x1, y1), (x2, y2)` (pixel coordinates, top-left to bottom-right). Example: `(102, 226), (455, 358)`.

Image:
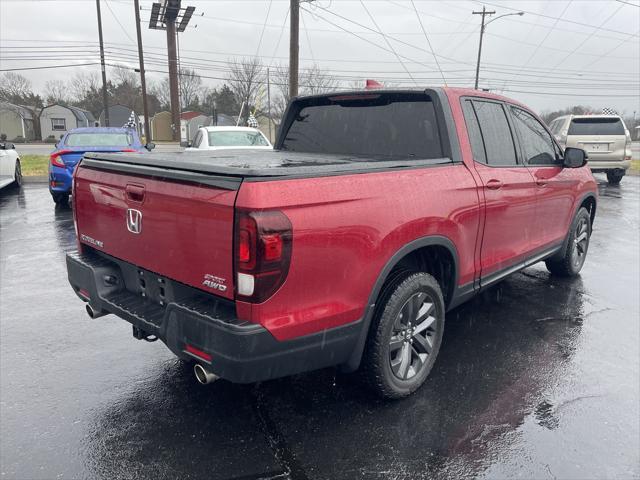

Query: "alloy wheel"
(572, 217), (589, 268)
(389, 292), (439, 380)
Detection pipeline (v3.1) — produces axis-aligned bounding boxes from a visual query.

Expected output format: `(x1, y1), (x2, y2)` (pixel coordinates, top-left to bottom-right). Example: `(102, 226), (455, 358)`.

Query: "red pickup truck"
(66, 88), (597, 398)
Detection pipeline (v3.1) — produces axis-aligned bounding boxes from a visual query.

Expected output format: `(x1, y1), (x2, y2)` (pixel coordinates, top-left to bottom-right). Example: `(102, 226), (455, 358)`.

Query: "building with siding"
(0, 102), (37, 141)
(40, 104), (97, 140)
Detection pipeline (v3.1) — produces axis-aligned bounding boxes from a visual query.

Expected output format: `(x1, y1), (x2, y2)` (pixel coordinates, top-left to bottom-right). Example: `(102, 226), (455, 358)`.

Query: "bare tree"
(0, 72), (33, 102)
(227, 57), (266, 117)
(70, 72), (101, 102)
(150, 78), (170, 111)
(302, 64), (339, 96)
(178, 68), (203, 110)
(271, 63), (339, 118)
(151, 68), (203, 112)
(0, 72), (43, 139)
(44, 80), (70, 105)
(112, 65), (139, 89)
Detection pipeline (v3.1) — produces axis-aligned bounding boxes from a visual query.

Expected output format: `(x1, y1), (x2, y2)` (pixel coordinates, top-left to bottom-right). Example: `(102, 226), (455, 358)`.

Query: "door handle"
(125, 184), (145, 203)
(485, 179), (503, 190)
(536, 179), (548, 187)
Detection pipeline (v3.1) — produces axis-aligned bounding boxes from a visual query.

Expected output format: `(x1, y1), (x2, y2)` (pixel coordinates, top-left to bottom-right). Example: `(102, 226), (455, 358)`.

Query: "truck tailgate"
(74, 164), (238, 300)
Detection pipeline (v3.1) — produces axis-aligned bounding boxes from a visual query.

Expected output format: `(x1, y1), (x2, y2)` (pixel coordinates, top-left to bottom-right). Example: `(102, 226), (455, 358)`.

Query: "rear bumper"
(589, 159), (631, 172)
(66, 250), (360, 383)
(49, 165), (72, 193)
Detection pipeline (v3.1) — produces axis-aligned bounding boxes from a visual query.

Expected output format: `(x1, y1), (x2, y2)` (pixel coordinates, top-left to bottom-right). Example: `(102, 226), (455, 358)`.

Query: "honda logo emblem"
(126, 209), (142, 234)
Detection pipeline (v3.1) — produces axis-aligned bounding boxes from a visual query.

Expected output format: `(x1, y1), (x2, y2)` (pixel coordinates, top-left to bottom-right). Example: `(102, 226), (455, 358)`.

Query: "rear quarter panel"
(237, 165), (481, 340)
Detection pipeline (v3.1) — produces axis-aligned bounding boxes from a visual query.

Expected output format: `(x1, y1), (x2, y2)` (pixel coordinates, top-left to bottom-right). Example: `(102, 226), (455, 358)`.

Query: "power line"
(516, 0), (572, 73)
(614, 0), (640, 7)
(546, 3), (625, 73)
(254, 0), (273, 57)
(359, 0), (418, 86)
(580, 28), (640, 70)
(300, 8), (315, 64)
(103, 0), (136, 43)
(409, 0), (447, 86)
(472, 0), (639, 38)
(0, 62), (101, 72)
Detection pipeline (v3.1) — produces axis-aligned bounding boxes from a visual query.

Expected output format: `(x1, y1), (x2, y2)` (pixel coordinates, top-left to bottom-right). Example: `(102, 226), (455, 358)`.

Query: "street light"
(473, 7), (524, 90)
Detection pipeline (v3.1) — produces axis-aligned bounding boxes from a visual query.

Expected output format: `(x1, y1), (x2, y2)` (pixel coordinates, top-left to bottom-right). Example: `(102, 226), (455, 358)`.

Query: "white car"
(0, 143), (22, 190)
(183, 126), (272, 151)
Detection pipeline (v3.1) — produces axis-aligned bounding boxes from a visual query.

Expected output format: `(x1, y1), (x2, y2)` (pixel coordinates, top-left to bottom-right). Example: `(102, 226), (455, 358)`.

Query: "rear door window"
(568, 117), (625, 135)
(281, 93), (443, 160)
(471, 100), (517, 167)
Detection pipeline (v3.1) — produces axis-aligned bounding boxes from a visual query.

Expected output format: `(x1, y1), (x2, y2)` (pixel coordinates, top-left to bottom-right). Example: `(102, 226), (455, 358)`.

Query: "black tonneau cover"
(82, 149), (453, 182)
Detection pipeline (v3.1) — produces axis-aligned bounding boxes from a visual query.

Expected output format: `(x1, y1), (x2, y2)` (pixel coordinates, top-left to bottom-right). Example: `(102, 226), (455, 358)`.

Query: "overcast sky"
(1, 0), (639, 116)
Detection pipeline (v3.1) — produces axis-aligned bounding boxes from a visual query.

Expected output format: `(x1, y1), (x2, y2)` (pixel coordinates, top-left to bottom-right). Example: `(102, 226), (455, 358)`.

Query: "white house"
(40, 104), (97, 140)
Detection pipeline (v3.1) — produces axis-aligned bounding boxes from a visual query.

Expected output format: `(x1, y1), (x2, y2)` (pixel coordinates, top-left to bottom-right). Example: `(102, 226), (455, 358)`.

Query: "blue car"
(49, 127), (153, 205)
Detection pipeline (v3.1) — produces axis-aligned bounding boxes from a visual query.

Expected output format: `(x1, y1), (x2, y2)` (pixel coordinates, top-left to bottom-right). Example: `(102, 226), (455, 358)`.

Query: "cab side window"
(471, 100), (518, 167)
(511, 107), (559, 166)
(461, 100), (486, 164)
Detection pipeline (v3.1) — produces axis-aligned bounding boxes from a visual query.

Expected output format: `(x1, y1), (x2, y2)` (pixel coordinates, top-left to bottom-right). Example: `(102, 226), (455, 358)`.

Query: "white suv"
(549, 115), (632, 184)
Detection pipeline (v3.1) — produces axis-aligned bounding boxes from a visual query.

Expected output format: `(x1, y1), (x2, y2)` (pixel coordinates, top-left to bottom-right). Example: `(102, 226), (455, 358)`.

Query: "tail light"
(50, 149), (73, 167)
(234, 210), (292, 303)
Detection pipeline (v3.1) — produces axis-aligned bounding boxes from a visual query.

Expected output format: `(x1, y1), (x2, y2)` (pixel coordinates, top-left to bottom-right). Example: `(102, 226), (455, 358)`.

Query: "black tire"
(13, 160), (22, 188)
(51, 192), (69, 205)
(545, 207), (591, 277)
(606, 171), (624, 185)
(362, 271), (445, 399)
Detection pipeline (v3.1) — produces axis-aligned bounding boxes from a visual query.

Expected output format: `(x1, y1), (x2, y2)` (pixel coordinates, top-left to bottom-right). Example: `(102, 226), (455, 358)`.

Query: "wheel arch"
(343, 235), (460, 372)
(579, 193), (597, 227)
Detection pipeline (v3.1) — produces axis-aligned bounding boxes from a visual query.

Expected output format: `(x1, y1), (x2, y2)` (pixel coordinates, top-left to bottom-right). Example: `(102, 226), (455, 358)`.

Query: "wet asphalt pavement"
(1, 176), (639, 480)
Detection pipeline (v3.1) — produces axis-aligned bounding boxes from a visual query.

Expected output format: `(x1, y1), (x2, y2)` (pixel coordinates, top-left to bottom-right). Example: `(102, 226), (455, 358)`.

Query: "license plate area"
(584, 143), (610, 153)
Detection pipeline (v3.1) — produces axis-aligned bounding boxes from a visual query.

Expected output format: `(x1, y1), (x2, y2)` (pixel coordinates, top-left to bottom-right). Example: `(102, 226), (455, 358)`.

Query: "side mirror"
(180, 141), (191, 148)
(563, 147), (588, 168)
(145, 142), (156, 151)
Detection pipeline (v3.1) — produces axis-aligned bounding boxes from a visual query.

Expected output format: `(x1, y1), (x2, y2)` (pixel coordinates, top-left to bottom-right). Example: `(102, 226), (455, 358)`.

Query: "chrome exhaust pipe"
(86, 304), (107, 319)
(194, 364), (219, 385)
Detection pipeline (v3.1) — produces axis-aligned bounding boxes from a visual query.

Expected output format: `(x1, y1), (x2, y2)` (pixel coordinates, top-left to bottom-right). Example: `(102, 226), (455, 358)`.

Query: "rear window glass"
(65, 133), (133, 147)
(208, 131), (269, 147)
(568, 118), (624, 135)
(281, 93), (443, 160)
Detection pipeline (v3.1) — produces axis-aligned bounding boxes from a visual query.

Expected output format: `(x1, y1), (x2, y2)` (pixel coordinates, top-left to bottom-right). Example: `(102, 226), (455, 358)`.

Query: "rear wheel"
(362, 271), (445, 399)
(606, 170), (624, 185)
(51, 192), (69, 205)
(545, 207), (591, 277)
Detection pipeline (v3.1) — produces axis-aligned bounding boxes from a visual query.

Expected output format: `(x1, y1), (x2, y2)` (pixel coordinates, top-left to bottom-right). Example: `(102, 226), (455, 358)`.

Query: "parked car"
(548, 114), (632, 184)
(0, 142), (21, 190)
(66, 88), (597, 399)
(182, 126), (272, 151)
(49, 127), (153, 205)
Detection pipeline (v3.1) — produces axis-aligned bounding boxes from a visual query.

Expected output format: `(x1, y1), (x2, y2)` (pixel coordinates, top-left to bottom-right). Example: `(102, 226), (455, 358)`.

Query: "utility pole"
(96, 0), (110, 126)
(289, 0), (299, 98)
(473, 8), (524, 90)
(166, 21), (180, 141)
(149, 1), (195, 142)
(134, 0), (150, 143)
(267, 67), (272, 141)
(472, 6), (495, 90)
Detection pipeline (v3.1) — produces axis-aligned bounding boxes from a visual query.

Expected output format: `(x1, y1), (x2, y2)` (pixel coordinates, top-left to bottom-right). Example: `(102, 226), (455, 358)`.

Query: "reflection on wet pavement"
(1, 176), (638, 479)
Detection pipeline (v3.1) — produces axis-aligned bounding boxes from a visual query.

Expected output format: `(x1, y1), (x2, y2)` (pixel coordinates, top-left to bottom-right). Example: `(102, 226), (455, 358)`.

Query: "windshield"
(280, 93), (443, 160)
(65, 133), (134, 147)
(568, 118), (625, 136)
(208, 131), (269, 147)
